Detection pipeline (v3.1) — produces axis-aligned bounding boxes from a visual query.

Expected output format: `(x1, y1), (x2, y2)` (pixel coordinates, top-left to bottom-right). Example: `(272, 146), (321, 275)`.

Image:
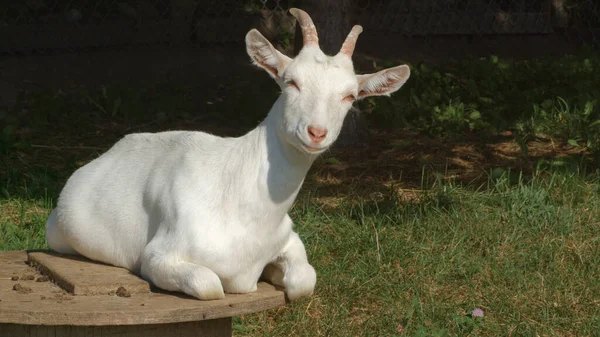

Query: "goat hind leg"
(141, 248), (224, 300)
(45, 209), (78, 255)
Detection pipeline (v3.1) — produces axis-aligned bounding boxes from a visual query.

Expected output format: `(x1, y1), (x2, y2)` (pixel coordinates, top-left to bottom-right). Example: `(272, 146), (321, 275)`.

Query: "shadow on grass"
(1, 73), (279, 202)
(1, 61), (597, 204)
(304, 129), (596, 204)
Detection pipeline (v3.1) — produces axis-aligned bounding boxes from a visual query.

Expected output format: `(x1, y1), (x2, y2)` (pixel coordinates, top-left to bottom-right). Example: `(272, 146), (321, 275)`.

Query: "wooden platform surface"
(28, 251), (151, 296)
(0, 251), (286, 326)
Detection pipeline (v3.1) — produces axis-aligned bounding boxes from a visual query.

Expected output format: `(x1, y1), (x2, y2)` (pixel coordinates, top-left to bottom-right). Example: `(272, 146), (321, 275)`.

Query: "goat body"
(46, 8), (410, 301)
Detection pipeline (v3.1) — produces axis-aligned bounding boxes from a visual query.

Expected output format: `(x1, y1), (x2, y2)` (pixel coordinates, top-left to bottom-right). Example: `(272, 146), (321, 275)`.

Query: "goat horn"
(338, 25), (363, 57)
(289, 8), (319, 48)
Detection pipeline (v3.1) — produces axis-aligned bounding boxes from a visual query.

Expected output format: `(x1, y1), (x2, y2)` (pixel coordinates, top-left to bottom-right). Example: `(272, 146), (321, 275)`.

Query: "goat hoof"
(185, 273), (226, 300)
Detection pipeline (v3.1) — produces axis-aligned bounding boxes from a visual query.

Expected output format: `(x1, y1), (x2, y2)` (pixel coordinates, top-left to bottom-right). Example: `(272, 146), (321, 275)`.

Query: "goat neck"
(252, 97), (315, 207)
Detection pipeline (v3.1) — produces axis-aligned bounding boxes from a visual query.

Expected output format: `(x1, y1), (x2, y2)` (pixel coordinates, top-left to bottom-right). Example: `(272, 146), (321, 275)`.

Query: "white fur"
(45, 17), (410, 301)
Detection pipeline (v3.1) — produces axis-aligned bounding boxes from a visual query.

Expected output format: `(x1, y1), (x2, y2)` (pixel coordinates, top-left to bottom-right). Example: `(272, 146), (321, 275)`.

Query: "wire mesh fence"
(1, 0), (599, 55)
(358, 0), (555, 35)
(356, 0), (599, 45)
(0, 0), (298, 54)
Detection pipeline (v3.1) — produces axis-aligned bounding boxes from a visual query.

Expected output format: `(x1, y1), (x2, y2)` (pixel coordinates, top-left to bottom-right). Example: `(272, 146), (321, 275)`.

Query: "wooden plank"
(0, 251), (286, 326)
(0, 318), (232, 337)
(28, 251), (151, 296)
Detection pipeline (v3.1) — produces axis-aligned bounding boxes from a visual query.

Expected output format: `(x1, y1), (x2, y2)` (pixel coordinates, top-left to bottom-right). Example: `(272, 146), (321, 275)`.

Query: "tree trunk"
(294, 0), (369, 148)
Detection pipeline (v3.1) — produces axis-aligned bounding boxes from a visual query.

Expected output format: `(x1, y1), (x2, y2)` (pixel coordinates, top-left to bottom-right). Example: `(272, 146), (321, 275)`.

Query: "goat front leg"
(262, 230), (316, 301)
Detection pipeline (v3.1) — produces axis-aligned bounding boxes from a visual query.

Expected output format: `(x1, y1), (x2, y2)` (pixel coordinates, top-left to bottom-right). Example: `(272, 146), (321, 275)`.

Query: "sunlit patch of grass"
(1, 162), (54, 251)
(233, 170), (600, 336)
(0, 198), (51, 251)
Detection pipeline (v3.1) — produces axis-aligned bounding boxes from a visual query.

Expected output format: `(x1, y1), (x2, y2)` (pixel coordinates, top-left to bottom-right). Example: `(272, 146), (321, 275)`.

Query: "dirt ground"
(309, 129), (587, 196)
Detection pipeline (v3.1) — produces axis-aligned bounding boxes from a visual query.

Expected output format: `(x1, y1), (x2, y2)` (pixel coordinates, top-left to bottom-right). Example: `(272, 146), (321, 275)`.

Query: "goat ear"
(246, 29), (292, 79)
(356, 65), (410, 99)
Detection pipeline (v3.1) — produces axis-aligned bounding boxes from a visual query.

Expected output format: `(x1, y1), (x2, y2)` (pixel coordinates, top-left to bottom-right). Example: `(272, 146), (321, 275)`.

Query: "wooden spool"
(0, 250), (286, 337)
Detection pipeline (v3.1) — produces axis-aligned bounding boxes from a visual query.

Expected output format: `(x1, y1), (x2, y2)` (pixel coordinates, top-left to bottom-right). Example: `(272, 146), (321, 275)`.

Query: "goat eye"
(343, 94), (356, 103)
(286, 80), (299, 91)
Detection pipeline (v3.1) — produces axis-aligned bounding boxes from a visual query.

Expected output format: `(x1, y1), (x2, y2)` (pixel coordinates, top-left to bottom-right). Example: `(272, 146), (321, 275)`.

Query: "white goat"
(45, 8), (410, 301)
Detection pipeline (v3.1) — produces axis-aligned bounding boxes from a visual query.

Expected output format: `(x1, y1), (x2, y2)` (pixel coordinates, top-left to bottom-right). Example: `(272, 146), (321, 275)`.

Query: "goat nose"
(307, 126), (328, 144)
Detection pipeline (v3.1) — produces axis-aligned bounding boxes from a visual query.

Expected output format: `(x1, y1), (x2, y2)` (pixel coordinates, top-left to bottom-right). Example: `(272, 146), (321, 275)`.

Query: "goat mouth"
(294, 132), (327, 154)
(300, 142), (326, 154)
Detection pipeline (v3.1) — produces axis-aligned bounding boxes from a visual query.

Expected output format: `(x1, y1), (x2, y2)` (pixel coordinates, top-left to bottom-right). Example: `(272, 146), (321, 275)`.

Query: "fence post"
(551, 0), (569, 29)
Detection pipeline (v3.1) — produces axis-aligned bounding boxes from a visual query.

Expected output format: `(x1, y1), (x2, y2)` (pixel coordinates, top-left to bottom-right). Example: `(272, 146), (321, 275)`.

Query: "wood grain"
(28, 251), (151, 295)
(0, 251), (286, 326)
(0, 318), (232, 337)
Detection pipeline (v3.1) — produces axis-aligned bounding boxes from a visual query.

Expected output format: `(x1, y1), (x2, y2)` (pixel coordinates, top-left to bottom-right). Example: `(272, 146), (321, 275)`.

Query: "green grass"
(2, 167), (599, 336)
(1, 165), (56, 250)
(363, 53), (600, 134)
(0, 199), (50, 251)
(232, 171), (600, 336)
(2, 51), (600, 336)
(360, 52), (600, 163)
